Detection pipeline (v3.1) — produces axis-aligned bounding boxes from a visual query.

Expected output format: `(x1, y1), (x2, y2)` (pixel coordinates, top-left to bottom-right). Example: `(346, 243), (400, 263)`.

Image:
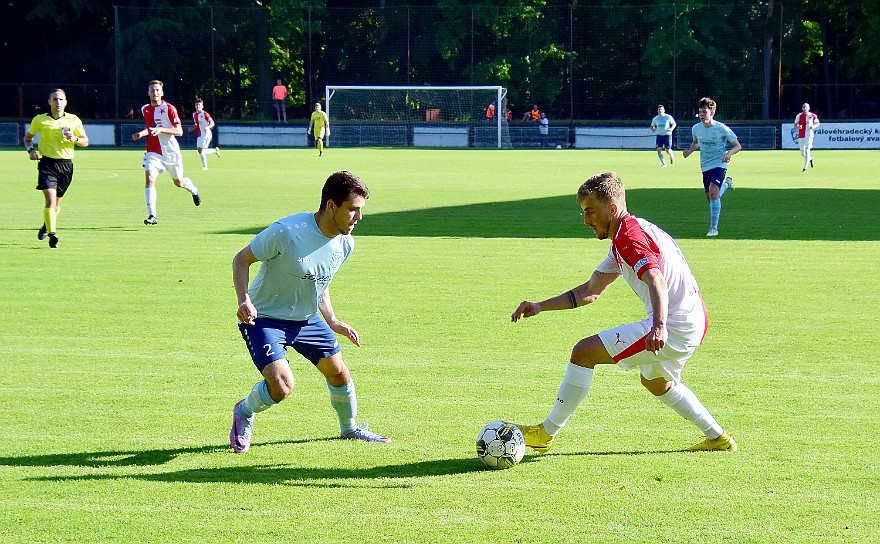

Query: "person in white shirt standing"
(794, 102), (820, 173)
(132, 80), (201, 225)
(189, 98), (220, 171)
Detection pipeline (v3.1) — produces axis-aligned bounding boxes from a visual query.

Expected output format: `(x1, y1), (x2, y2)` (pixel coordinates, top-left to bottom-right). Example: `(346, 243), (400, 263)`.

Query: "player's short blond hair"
(577, 172), (626, 207)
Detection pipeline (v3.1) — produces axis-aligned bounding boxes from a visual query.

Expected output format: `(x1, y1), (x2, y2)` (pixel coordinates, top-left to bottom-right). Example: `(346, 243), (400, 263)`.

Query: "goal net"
(325, 86), (510, 148)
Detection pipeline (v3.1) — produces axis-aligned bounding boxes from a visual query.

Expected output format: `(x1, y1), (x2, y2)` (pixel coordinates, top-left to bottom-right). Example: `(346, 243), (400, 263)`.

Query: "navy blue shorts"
(702, 167), (727, 193)
(239, 314), (341, 371)
(655, 134), (672, 149)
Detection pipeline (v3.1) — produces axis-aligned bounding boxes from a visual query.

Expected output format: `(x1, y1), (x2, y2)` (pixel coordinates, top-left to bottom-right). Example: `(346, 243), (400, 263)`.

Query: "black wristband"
(567, 289), (578, 309)
(27, 147), (35, 153)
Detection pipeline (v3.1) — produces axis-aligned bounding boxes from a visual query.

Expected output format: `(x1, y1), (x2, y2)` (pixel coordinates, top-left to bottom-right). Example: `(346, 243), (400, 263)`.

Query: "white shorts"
(143, 151), (184, 180)
(197, 129), (213, 149)
(798, 134), (814, 154)
(598, 313), (706, 383)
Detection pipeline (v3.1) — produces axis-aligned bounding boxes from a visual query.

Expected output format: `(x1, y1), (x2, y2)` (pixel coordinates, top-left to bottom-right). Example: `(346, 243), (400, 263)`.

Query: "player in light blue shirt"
(682, 97), (742, 237)
(229, 171), (390, 453)
(650, 104), (676, 167)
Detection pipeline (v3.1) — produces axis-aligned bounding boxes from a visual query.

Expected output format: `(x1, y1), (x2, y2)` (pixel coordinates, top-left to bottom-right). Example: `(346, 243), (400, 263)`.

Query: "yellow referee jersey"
(28, 113), (85, 160)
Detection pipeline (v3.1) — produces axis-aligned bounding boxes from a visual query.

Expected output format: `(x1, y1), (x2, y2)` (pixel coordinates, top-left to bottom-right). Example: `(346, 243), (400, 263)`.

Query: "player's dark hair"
(698, 97), (716, 112)
(577, 172), (625, 206)
(49, 88), (66, 98)
(321, 171), (370, 211)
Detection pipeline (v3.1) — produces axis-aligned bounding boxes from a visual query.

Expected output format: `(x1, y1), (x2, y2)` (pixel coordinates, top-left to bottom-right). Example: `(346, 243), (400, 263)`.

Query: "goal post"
(325, 86), (509, 148)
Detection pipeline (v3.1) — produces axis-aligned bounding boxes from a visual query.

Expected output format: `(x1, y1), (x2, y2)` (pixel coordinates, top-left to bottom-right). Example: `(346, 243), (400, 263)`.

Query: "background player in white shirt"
(132, 80), (200, 225)
(511, 171), (736, 454)
(189, 98), (220, 171)
(794, 102), (820, 173)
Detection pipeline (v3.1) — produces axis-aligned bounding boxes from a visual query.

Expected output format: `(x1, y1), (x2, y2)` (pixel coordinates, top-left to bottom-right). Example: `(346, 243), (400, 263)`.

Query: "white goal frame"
(325, 85), (508, 148)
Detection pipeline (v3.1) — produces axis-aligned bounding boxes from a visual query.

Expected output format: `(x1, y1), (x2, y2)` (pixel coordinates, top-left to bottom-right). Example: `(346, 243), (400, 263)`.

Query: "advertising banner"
(781, 122), (880, 149)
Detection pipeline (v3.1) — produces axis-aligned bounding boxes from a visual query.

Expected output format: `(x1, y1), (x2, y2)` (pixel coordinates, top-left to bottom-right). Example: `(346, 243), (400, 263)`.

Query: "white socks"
(544, 363), (594, 435)
(145, 187), (157, 217)
(179, 177), (198, 195)
(657, 383), (723, 439)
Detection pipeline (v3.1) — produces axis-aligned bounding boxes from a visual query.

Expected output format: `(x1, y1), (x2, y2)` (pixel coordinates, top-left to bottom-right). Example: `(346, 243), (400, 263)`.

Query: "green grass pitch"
(1, 146), (878, 542)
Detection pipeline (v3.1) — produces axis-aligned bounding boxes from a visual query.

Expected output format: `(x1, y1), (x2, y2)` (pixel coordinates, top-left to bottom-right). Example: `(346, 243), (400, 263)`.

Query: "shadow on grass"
(9, 441), (700, 487)
(0, 440), (319, 468)
(212, 188), (880, 241)
(22, 453), (485, 487)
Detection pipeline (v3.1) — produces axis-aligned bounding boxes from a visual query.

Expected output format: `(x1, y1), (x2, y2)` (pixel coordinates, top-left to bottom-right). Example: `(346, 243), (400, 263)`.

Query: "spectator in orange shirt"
(272, 80), (288, 123)
(522, 104), (541, 124)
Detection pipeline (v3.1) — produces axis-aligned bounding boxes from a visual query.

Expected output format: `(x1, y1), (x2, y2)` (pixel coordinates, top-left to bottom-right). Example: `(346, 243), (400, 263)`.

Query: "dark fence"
(2, 5), (876, 124)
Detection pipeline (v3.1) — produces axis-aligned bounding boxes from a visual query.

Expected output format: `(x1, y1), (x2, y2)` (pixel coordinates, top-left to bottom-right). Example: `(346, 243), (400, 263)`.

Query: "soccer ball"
(556, 144), (562, 149)
(476, 421), (525, 469)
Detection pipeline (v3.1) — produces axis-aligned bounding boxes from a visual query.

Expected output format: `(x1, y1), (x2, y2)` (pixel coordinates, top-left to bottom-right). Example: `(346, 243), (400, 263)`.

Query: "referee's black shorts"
(36, 157), (74, 197)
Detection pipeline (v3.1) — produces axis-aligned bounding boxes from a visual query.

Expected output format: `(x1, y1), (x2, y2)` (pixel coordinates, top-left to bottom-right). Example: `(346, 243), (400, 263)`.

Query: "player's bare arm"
(233, 245), (259, 324)
(24, 132), (39, 160)
(682, 140), (700, 159)
(132, 129), (149, 141)
(511, 270), (619, 322)
(721, 139), (742, 162)
(318, 287), (361, 347)
(640, 267), (669, 354)
(150, 124), (183, 137)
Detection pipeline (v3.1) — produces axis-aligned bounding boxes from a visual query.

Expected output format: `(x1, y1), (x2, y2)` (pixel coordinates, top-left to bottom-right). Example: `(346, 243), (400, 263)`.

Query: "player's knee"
(641, 375), (672, 396)
(267, 374), (295, 402)
(320, 360), (351, 387)
(570, 336), (605, 368)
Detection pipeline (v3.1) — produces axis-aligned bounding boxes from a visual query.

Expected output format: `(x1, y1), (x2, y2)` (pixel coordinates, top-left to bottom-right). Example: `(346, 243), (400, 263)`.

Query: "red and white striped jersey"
(141, 100), (182, 158)
(596, 214), (703, 324)
(193, 110), (213, 137)
(795, 112), (819, 139)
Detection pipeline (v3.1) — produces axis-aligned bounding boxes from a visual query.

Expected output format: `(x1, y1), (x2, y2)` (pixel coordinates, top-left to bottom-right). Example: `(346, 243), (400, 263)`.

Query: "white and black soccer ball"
(476, 421), (525, 470)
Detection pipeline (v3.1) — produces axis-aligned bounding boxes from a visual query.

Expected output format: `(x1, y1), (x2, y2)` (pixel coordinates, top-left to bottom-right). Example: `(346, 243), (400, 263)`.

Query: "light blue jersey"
(691, 121), (738, 172)
(651, 114), (676, 135)
(248, 212), (353, 321)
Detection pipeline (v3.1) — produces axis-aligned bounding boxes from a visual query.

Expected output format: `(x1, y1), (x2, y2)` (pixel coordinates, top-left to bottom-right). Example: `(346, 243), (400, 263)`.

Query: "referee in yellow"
(308, 102), (330, 157)
(24, 88), (89, 248)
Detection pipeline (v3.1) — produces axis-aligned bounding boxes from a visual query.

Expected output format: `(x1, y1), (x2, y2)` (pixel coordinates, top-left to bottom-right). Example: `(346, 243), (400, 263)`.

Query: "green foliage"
(5, 1), (880, 119)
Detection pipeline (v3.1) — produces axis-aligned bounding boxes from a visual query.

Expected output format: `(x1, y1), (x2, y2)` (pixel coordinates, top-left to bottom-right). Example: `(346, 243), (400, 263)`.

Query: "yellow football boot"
(688, 432), (738, 452)
(518, 423), (556, 454)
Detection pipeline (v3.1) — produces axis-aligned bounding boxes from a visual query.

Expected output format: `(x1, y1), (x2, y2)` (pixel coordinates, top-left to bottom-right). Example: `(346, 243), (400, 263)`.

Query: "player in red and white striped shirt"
(189, 98), (220, 171)
(794, 102), (820, 173)
(132, 80), (201, 225)
(511, 171), (736, 453)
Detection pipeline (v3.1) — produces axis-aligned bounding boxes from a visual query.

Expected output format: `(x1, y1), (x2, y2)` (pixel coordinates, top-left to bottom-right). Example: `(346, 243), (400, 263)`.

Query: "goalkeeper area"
(325, 86), (511, 148)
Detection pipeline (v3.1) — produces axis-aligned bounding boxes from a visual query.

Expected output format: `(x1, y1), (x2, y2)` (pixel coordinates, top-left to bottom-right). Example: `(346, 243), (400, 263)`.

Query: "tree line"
(4, 0), (877, 121)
